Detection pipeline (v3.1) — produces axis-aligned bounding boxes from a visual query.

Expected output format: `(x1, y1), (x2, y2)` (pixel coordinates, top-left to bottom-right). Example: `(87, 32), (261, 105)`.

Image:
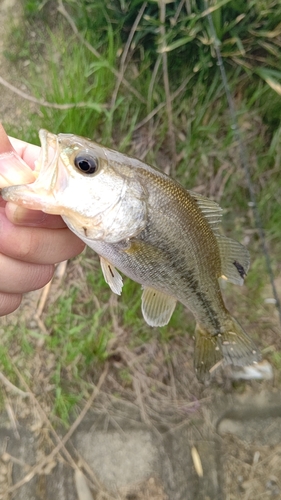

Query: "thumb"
(0, 124), (36, 187)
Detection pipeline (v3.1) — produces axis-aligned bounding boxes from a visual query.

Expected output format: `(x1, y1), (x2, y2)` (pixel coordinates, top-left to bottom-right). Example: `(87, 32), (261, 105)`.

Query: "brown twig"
(243, 451), (260, 500)
(35, 261), (68, 337)
(0, 76), (102, 110)
(74, 469), (94, 500)
(36, 281), (53, 319)
(147, 55), (162, 113)
(163, 344), (177, 401)
(132, 376), (149, 425)
(185, 0), (192, 15)
(3, 362), (109, 495)
(57, 0), (146, 104)
(158, 0), (177, 174)
(0, 371), (30, 398)
(55, 260), (68, 285)
(174, 0), (187, 23)
(4, 398), (20, 440)
(111, 2), (147, 109)
(134, 73), (194, 132)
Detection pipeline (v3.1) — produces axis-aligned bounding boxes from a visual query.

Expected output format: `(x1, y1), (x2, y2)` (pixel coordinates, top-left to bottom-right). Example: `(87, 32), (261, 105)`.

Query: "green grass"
(1, 0), (281, 421)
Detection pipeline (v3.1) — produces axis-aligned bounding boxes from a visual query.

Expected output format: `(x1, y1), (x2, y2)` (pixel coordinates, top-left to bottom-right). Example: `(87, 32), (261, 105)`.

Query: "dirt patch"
(0, 2), (281, 499)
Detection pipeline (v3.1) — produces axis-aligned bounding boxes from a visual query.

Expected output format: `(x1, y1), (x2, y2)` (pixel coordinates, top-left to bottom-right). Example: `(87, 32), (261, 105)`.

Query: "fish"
(1, 129), (262, 381)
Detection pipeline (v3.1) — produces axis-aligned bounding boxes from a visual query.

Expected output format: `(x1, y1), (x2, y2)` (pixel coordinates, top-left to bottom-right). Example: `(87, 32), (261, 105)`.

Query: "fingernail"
(11, 206), (47, 226)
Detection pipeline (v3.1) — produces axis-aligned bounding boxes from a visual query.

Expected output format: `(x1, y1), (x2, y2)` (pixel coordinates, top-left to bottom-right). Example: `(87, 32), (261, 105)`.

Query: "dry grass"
(0, 1), (281, 498)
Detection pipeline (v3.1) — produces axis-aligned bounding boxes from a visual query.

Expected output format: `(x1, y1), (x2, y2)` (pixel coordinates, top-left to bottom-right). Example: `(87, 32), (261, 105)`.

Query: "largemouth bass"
(1, 130), (261, 380)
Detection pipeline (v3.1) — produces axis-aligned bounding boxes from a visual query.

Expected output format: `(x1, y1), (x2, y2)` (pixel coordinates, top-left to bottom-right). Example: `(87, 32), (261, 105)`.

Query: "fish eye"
(74, 152), (99, 175)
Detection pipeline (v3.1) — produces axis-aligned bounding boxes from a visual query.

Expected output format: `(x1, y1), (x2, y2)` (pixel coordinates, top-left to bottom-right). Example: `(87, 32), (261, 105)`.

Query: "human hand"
(0, 124), (85, 316)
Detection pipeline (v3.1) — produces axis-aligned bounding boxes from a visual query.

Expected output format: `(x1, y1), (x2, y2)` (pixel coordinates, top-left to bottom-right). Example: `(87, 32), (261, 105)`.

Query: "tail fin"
(194, 317), (261, 382)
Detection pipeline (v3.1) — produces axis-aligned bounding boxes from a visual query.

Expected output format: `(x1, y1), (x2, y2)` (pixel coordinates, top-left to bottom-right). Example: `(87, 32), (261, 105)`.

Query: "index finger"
(5, 202), (67, 229)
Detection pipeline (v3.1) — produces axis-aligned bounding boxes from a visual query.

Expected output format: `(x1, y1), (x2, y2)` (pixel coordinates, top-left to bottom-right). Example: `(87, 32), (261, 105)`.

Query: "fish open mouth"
(1, 130), (66, 214)
(35, 129), (59, 180)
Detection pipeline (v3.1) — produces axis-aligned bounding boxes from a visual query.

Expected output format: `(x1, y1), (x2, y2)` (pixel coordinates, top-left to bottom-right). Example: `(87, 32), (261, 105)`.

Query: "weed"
(1, 0), (280, 423)
(0, 345), (16, 384)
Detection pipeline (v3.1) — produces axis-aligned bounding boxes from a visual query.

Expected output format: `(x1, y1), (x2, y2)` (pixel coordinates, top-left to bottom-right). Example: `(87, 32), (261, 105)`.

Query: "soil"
(0, 2), (281, 500)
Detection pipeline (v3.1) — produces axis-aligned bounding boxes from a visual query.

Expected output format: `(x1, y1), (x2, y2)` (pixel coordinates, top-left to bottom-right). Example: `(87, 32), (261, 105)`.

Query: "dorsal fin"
(100, 257), (123, 295)
(216, 234), (250, 286)
(189, 191), (250, 285)
(189, 191), (223, 231)
(141, 286), (177, 327)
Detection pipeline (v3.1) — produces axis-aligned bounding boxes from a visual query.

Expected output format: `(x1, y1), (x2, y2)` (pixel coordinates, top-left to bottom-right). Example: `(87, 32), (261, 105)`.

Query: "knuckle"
(17, 232), (41, 261)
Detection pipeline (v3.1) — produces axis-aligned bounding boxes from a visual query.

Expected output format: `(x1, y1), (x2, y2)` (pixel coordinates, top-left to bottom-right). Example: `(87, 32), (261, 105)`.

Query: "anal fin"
(100, 257), (123, 295)
(141, 286), (177, 327)
(194, 324), (223, 382)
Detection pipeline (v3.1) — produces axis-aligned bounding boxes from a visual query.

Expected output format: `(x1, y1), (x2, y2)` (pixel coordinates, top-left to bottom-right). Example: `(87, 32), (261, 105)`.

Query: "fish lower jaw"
(1, 186), (61, 214)
(14, 199), (62, 215)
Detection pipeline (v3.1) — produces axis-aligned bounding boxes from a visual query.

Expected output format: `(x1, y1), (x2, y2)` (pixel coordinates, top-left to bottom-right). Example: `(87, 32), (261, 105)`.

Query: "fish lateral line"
(0, 129), (262, 382)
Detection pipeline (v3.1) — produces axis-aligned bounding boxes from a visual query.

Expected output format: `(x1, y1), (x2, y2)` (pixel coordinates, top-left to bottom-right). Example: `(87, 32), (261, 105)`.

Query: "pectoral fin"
(141, 287), (177, 327)
(100, 257), (123, 295)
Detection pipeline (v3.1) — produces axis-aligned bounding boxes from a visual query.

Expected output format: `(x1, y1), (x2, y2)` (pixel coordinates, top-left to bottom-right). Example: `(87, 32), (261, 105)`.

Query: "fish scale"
(1, 129), (262, 381)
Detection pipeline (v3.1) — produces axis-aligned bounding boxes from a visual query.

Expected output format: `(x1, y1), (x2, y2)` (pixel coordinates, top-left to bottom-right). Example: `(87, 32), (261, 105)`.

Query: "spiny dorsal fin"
(100, 257), (123, 295)
(189, 191), (223, 231)
(141, 286), (177, 327)
(216, 234), (250, 286)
